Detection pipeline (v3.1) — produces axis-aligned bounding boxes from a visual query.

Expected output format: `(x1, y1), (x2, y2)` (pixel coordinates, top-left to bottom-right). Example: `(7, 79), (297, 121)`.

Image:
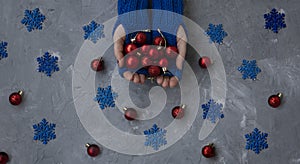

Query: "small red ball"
(135, 32), (147, 44)
(91, 58), (104, 72)
(202, 144), (215, 158)
(124, 43), (138, 54)
(153, 36), (165, 46)
(148, 48), (161, 60)
(158, 57), (169, 68)
(141, 56), (153, 67)
(199, 56), (211, 69)
(126, 55), (140, 69)
(165, 46), (179, 58)
(86, 144), (101, 157)
(172, 106), (184, 119)
(268, 93), (282, 108)
(140, 45), (151, 54)
(9, 91), (23, 106)
(0, 152), (9, 164)
(148, 66), (162, 77)
(124, 108), (137, 121)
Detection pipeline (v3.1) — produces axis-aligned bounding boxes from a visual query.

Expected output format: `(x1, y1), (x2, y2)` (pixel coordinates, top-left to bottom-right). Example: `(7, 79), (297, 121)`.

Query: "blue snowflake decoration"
(0, 41), (8, 60)
(205, 23), (228, 44)
(202, 99), (224, 123)
(83, 20), (105, 43)
(245, 128), (268, 154)
(37, 52), (59, 77)
(21, 8), (46, 32)
(237, 59), (261, 80)
(264, 8), (286, 33)
(33, 118), (56, 144)
(144, 124), (167, 151)
(94, 85), (118, 110)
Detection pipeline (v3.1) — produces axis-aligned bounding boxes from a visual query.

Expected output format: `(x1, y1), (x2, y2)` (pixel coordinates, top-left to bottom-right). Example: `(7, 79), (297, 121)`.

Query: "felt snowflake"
(205, 23), (228, 44)
(245, 128), (268, 154)
(264, 8), (286, 33)
(37, 52), (60, 77)
(0, 41), (8, 60)
(83, 20), (105, 43)
(94, 85), (118, 110)
(202, 99), (224, 123)
(144, 124), (167, 151)
(33, 118), (56, 144)
(21, 8), (46, 32)
(237, 59), (261, 80)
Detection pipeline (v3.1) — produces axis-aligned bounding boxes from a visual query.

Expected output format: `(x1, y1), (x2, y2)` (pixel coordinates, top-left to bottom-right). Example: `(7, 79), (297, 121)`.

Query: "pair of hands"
(113, 24), (187, 88)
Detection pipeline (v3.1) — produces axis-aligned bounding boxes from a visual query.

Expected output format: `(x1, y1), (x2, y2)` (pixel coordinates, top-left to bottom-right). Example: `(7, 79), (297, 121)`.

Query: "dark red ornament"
(140, 45), (151, 54)
(202, 144), (215, 158)
(135, 32), (147, 44)
(153, 36), (166, 46)
(91, 57), (104, 72)
(199, 56), (212, 69)
(0, 152), (9, 164)
(124, 43), (138, 55)
(86, 144), (101, 157)
(9, 91), (23, 106)
(126, 55), (139, 69)
(268, 93), (283, 108)
(124, 107), (137, 121)
(148, 48), (161, 60)
(141, 56), (153, 67)
(158, 57), (169, 68)
(165, 46), (179, 58)
(148, 66), (162, 77)
(172, 105), (185, 119)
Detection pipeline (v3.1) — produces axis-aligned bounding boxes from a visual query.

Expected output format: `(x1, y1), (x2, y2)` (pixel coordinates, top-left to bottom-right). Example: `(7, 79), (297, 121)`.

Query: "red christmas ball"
(0, 152), (9, 164)
(148, 66), (162, 77)
(158, 57), (169, 68)
(90, 58), (104, 72)
(86, 144), (101, 157)
(165, 46), (179, 58)
(148, 48), (161, 60)
(124, 43), (138, 54)
(9, 91), (23, 106)
(153, 36), (166, 46)
(124, 108), (137, 121)
(202, 144), (215, 158)
(172, 105), (185, 119)
(268, 93), (283, 108)
(126, 55), (139, 69)
(141, 56), (153, 67)
(135, 32), (147, 44)
(199, 56), (211, 68)
(140, 45), (151, 54)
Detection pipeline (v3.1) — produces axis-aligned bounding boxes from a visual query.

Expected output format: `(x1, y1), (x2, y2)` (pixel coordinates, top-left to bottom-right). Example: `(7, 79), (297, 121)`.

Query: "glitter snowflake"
(0, 41), (8, 60)
(83, 20), (105, 43)
(37, 52), (60, 77)
(33, 118), (56, 144)
(94, 85), (118, 110)
(21, 8), (46, 32)
(245, 128), (268, 154)
(144, 124), (167, 151)
(202, 99), (224, 123)
(205, 23), (228, 44)
(237, 59), (261, 80)
(264, 8), (286, 33)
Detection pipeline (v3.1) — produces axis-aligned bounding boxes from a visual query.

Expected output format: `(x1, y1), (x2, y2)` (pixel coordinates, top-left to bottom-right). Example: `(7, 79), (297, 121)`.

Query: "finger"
(139, 74), (146, 84)
(156, 76), (164, 85)
(113, 25), (126, 67)
(169, 76), (179, 88)
(133, 73), (140, 84)
(123, 71), (134, 81)
(162, 76), (170, 88)
(176, 25), (187, 69)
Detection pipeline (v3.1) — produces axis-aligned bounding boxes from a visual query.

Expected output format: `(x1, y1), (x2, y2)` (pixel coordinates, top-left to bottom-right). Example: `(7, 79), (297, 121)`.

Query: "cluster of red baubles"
(124, 32), (179, 77)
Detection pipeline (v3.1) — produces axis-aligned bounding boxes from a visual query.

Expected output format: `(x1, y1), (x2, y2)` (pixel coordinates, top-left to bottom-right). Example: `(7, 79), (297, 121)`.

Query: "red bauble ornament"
(9, 91), (23, 106)
(153, 36), (166, 46)
(268, 93), (283, 108)
(124, 108), (137, 121)
(165, 46), (179, 58)
(202, 144), (215, 158)
(0, 152), (9, 164)
(124, 43), (138, 54)
(135, 32), (147, 44)
(148, 48), (161, 60)
(199, 56), (212, 68)
(86, 144), (101, 157)
(141, 56), (153, 67)
(126, 55), (139, 69)
(91, 58), (104, 71)
(148, 66), (162, 77)
(140, 45), (151, 54)
(158, 57), (169, 68)
(172, 105), (185, 119)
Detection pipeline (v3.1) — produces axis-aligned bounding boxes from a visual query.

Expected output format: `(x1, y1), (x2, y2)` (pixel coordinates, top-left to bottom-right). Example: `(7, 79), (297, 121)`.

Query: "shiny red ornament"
(268, 93), (283, 108)
(153, 36), (166, 46)
(165, 46), (179, 58)
(148, 66), (162, 77)
(141, 56), (153, 67)
(148, 48), (161, 60)
(0, 152), (9, 164)
(199, 56), (211, 68)
(124, 108), (137, 121)
(135, 32), (147, 44)
(172, 105), (185, 119)
(126, 55), (139, 69)
(86, 144), (101, 157)
(202, 144), (215, 158)
(158, 57), (169, 68)
(9, 91), (23, 106)
(140, 45), (151, 54)
(91, 58), (104, 72)
(124, 43), (138, 55)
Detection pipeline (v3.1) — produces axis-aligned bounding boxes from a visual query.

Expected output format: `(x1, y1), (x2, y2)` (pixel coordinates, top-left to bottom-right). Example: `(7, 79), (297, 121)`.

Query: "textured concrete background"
(1, 0), (300, 163)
